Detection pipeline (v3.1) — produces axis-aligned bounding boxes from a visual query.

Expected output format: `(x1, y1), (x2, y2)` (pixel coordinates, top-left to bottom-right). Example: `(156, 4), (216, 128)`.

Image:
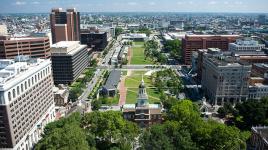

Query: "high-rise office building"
(50, 8), (80, 44)
(182, 35), (239, 64)
(0, 58), (55, 149)
(51, 41), (89, 84)
(201, 49), (251, 106)
(0, 35), (51, 59)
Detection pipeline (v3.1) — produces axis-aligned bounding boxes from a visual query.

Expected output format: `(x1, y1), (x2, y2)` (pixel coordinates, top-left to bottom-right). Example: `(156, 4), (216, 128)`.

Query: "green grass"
(107, 94), (119, 105)
(125, 71), (160, 104)
(126, 90), (138, 104)
(134, 41), (145, 46)
(130, 45), (154, 65)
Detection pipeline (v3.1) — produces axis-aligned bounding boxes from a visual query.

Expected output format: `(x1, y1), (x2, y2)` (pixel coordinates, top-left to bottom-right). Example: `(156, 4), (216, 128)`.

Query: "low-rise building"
(229, 38), (265, 53)
(122, 33), (147, 41)
(53, 84), (69, 106)
(101, 70), (121, 97)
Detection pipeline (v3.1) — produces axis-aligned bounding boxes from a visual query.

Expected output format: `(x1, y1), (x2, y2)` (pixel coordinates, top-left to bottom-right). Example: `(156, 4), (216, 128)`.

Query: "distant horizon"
(1, 0), (268, 14)
(1, 11), (268, 15)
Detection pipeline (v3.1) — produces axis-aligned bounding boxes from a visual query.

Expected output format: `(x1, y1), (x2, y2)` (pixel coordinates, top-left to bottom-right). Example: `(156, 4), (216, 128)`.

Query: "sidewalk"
(118, 76), (127, 106)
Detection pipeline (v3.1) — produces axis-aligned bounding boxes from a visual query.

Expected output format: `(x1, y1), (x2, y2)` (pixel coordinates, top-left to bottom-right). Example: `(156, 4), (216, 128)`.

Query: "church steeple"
(137, 75), (149, 107)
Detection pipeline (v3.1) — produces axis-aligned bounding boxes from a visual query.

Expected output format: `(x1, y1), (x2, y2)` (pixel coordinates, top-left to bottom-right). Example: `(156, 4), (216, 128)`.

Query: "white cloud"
(127, 2), (137, 6)
(15, 1), (26, 5)
(189, 1), (193, 5)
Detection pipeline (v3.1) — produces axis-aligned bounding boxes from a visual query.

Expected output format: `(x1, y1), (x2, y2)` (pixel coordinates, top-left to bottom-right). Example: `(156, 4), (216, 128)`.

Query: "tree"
(115, 27), (123, 37)
(90, 59), (98, 68)
(164, 39), (182, 61)
(140, 121), (198, 150)
(35, 113), (90, 150)
(91, 99), (101, 111)
(165, 100), (250, 150)
(217, 102), (236, 118)
(234, 98), (268, 130)
(81, 111), (139, 149)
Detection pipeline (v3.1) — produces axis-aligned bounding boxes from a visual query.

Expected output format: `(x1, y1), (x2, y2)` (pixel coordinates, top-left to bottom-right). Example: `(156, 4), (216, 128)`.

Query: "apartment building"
(201, 50), (251, 106)
(0, 36), (50, 59)
(51, 41), (89, 84)
(0, 58), (55, 149)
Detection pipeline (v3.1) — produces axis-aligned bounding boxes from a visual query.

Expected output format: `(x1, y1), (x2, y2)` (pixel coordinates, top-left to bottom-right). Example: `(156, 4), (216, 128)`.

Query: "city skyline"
(1, 0), (268, 13)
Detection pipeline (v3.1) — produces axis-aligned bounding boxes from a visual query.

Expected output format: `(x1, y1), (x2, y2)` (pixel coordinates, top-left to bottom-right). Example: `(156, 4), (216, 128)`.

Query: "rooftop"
(204, 51), (249, 67)
(103, 70), (121, 90)
(51, 41), (87, 55)
(0, 58), (50, 87)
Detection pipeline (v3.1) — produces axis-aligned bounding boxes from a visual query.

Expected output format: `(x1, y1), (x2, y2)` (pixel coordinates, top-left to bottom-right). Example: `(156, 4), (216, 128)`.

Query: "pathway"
(118, 76), (127, 106)
(118, 70), (132, 106)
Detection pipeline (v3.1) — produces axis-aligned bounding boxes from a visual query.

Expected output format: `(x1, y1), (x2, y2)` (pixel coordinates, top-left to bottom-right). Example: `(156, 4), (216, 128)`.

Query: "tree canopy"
(140, 100), (250, 150)
(36, 111), (139, 150)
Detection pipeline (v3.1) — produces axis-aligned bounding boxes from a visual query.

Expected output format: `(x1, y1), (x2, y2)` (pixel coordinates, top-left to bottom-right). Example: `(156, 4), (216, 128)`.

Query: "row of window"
(7, 66), (51, 102)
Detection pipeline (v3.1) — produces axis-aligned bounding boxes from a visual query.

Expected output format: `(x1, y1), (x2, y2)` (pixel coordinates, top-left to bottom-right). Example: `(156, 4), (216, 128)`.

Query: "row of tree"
(218, 98), (268, 130)
(36, 99), (250, 150)
(69, 69), (96, 102)
(144, 40), (168, 64)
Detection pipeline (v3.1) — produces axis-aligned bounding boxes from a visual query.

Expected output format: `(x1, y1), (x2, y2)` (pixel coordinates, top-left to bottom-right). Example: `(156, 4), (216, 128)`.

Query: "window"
(0, 92), (5, 104)
(13, 89), (16, 98)
(25, 81), (27, 90)
(8, 92), (12, 101)
(28, 79), (30, 87)
(35, 75), (37, 82)
(17, 86), (20, 95)
(21, 84), (24, 92)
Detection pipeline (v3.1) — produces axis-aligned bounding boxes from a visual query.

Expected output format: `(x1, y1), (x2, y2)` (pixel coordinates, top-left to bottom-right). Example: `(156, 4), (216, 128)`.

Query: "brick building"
(182, 35), (239, 64)
(0, 36), (50, 59)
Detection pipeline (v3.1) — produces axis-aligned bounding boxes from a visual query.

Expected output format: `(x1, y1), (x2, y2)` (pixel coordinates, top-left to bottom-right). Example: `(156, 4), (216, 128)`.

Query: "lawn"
(107, 94), (119, 105)
(130, 44), (154, 65)
(134, 41), (145, 46)
(125, 71), (160, 104)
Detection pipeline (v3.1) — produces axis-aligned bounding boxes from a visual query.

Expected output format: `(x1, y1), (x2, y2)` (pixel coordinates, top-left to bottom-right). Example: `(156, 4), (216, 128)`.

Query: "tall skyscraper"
(0, 58), (55, 149)
(50, 8), (80, 44)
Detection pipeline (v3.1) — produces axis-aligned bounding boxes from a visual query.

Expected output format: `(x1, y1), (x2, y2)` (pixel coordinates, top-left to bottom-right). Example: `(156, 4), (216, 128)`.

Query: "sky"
(0, 0), (268, 13)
